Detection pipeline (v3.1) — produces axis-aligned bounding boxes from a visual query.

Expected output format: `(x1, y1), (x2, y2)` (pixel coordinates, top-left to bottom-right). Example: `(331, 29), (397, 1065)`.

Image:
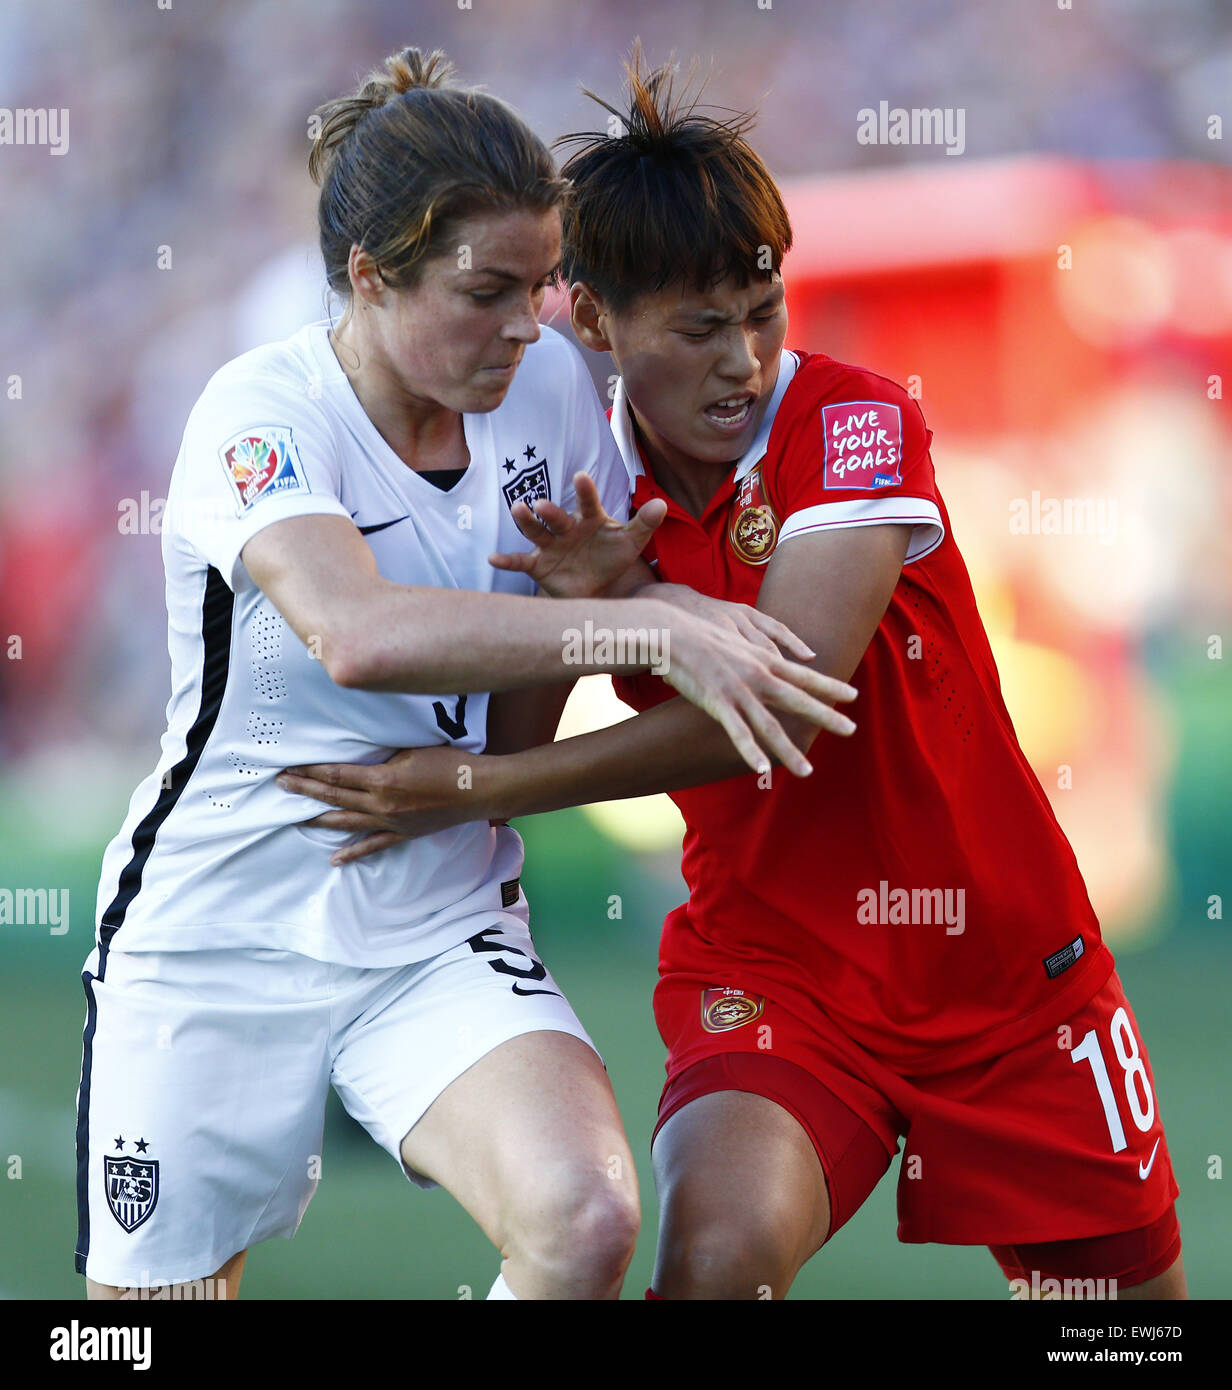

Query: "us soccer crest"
(700, 987), (766, 1033)
(728, 465), (779, 566)
(218, 426), (308, 513)
(502, 452), (551, 512)
(104, 1154), (159, 1233)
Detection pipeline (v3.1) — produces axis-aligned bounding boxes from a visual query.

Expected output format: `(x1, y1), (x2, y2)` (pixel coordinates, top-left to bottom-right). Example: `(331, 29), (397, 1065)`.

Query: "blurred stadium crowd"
(0, 0), (1229, 796)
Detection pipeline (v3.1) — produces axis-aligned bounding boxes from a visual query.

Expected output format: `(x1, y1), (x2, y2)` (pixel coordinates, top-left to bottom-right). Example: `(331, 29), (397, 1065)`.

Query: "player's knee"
(665, 1231), (799, 1300)
(658, 1201), (808, 1299)
(576, 1182), (641, 1276)
(508, 1166), (640, 1286)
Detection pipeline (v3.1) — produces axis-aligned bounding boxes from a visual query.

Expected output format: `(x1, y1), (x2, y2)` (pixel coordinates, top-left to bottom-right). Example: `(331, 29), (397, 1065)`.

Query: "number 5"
(1070, 1006), (1156, 1153)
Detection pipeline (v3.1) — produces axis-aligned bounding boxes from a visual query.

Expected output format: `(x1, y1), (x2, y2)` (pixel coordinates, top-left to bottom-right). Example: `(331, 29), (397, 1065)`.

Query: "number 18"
(1069, 1006), (1155, 1152)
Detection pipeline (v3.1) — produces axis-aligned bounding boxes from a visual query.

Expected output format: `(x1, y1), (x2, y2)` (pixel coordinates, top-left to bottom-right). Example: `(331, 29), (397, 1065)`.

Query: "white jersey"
(95, 322), (630, 966)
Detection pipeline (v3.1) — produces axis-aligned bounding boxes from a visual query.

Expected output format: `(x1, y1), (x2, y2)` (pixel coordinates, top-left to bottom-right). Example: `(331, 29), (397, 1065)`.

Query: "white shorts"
(74, 911), (598, 1287)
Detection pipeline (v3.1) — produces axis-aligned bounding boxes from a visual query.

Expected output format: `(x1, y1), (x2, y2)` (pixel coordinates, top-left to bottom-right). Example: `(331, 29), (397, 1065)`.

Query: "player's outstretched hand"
(489, 471), (667, 598)
(277, 746), (492, 865)
(650, 602), (858, 777)
(648, 583), (818, 662)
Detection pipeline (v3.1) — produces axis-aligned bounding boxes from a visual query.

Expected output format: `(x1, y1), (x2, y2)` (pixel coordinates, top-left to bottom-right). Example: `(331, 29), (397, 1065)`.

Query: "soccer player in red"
(282, 56), (1185, 1300)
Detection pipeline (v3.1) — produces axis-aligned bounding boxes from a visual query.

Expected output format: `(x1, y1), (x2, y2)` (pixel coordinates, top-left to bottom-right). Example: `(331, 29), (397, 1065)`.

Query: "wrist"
(536, 576), (601, 600)
(595, 558), (660, 601)
(603, 569), (660, 600)
(477, 750), (523, 821)
(641, 581), (690, 606)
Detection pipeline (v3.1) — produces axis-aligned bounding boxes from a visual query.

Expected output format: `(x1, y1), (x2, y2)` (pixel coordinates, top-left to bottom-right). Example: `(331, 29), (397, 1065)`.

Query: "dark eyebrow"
(676, 287), (786, 325)
(677, 308), (733, 325)
(469, 263), (560, 283)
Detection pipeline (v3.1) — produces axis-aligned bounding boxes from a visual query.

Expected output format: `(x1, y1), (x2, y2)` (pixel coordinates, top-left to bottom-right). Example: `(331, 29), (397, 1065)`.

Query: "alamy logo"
(856, 102), (965, 156)
(561, 618), (670, 677)
(49, 1323), (151, 1370)
(856, 880), (966, 935)
(1009, 492), (1118, 545)
(0, 107), (69, 156)
(1010, 1271), (1118, 1300)
(0, 886), (69, 934)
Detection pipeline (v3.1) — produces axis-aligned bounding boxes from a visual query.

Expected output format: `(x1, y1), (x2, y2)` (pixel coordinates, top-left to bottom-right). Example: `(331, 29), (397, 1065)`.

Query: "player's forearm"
(484, 678), (576, 755)
(330, 586), (672, 694)
(487, 695), (818, 818)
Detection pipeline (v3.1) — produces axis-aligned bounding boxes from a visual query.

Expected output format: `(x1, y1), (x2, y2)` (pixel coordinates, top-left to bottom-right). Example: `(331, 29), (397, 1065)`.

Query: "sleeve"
(168, 372), (353, 591)
(557, 340), (633, 525)
(769, 373), (945, 565)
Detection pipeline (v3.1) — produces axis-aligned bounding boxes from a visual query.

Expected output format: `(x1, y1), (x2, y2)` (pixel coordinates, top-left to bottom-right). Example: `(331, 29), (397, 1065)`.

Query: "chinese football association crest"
(700, 987), (766, 1033)
(728, 465), (779, 565)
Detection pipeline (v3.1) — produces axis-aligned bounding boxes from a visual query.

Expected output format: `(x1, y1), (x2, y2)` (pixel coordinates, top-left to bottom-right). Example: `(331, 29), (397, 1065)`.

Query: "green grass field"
(1, 802), (1227, 1300)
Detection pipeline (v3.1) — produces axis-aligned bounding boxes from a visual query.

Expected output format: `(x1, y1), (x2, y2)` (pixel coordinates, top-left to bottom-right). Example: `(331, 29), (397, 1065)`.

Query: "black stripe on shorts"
(75, 565), (234, 1275)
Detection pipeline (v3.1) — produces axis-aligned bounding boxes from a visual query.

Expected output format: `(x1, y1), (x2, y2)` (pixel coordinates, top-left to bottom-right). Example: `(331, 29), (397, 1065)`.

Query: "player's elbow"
(323, 638), (385, 689)
(311, 625), (378, 689)
(324, 646), (366, 689)
(309, 592), (398, 688)
(325, 630), (426, 691)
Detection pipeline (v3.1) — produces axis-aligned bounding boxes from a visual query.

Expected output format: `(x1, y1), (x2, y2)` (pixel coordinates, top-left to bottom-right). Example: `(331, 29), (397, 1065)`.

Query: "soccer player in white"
(76, 47), (854, 1301)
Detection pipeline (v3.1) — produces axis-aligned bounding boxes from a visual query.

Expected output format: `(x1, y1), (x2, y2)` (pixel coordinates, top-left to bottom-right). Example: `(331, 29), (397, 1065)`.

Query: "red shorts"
(653, 968), (1180, 1286)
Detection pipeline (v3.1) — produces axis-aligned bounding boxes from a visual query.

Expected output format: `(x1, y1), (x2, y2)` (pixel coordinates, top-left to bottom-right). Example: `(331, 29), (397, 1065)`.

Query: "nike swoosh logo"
(356, 516), (410, 536)
(1138, 1137), (1161, 1180)
(511, 984), (562, 998)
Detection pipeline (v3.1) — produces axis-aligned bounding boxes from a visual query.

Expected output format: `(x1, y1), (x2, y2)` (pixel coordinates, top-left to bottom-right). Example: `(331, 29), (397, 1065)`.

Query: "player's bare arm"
(494, 469), (820, 662)
(313, 674), (579, 862)
(278, 523), (905, 857)
(241, 511), (852, 774)
(490, 521), (911, 800)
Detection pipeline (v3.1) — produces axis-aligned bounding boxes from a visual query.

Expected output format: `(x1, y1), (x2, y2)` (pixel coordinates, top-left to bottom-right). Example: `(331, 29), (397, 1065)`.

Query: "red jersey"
(611, 350), (1114, 1075)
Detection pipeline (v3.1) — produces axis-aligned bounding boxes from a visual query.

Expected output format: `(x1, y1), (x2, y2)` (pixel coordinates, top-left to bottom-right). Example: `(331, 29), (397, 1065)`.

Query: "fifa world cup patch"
(218, 426), (310, 512)
(728, 465), (780, 566)
(700, 987), (766, 1033)
(821, 401), (903, 491)
(104, 1139), (159, 1233)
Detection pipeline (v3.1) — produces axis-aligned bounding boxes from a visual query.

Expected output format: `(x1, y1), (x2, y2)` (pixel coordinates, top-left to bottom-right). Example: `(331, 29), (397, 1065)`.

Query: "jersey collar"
(610, 349), (801, 489)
